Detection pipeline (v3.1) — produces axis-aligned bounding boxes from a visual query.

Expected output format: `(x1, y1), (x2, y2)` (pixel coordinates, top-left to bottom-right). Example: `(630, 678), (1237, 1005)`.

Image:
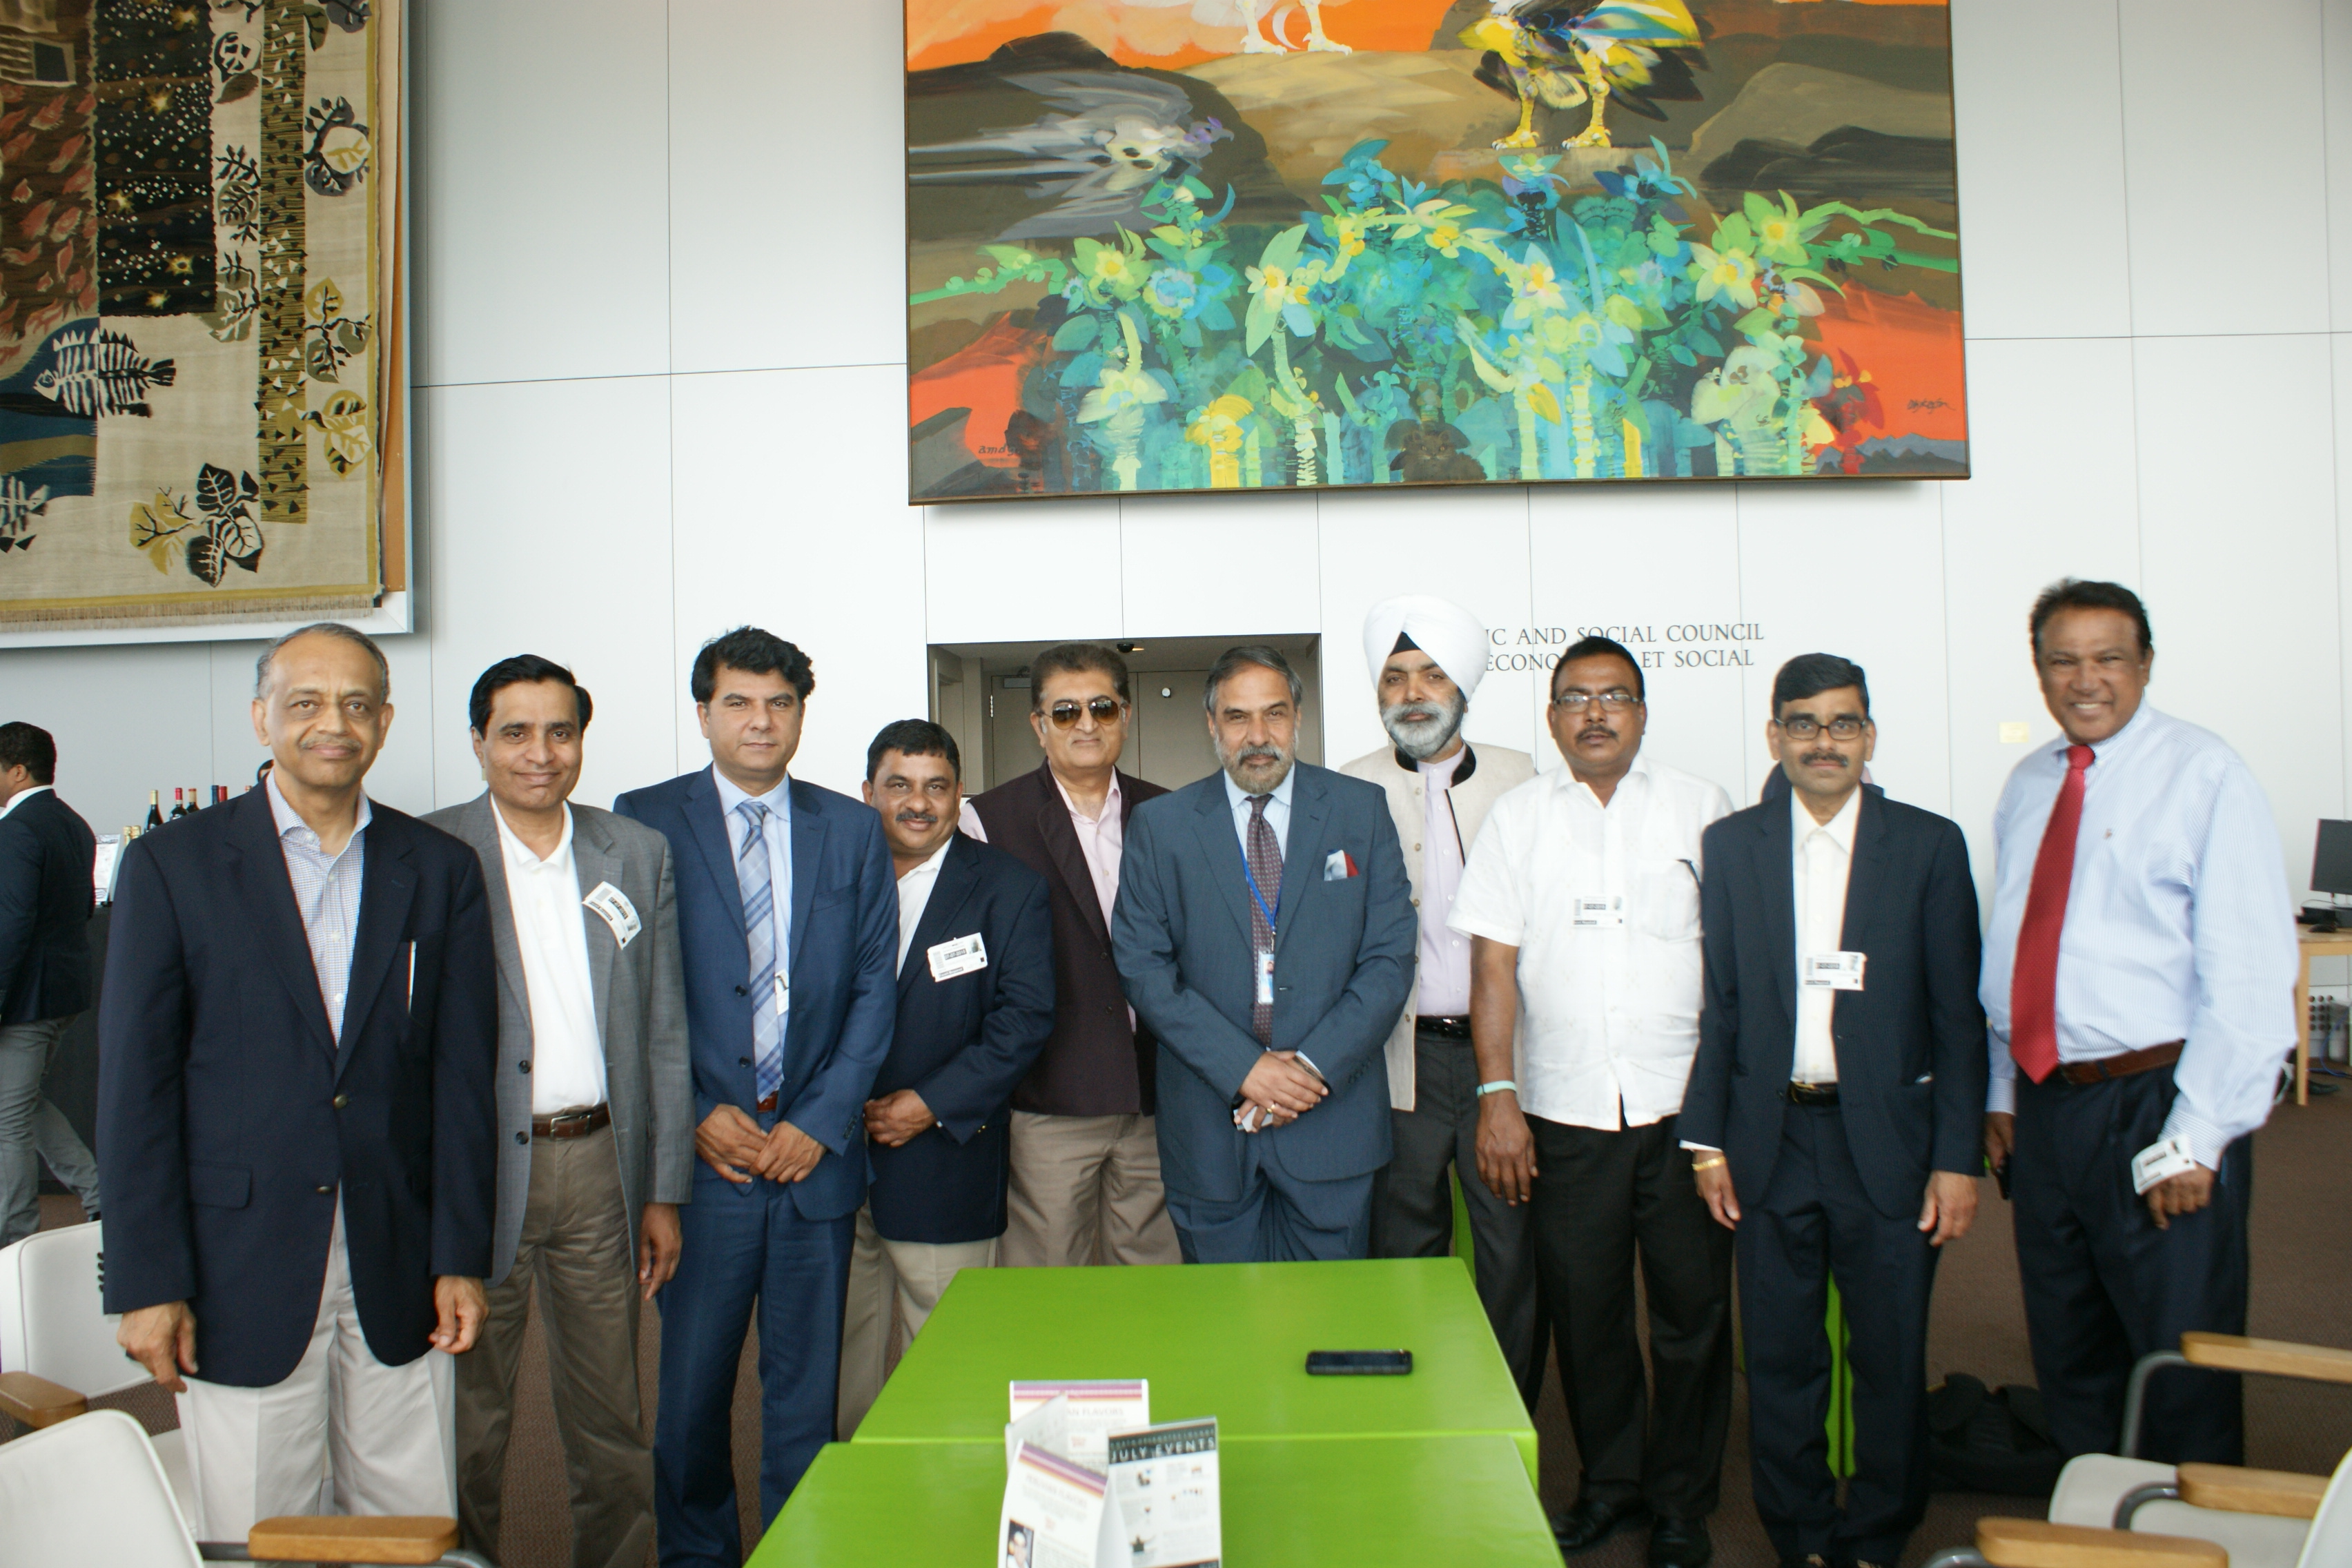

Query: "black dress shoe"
(1552, 1495), (1650, 1554)
(1647, 1517), (1712, 1568)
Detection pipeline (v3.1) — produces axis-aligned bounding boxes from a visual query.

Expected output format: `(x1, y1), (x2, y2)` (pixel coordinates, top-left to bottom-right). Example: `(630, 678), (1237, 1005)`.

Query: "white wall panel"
(2138, 333), (2340, 891)
(669, 0), (907, 374)
(1315, 486), (1533, 770)
(1733, 481), (1953, 817)
(1119, 491), (1319, 641)
(2118, 0), (2331, 338)
(674, 366), (927, 796)
(1530, 484), (1749, 801)
(924, 499), (1122, 649)
(411, 0), (670, 386)
(422, 377), (677, 816)
(1950, 0), (2133, 340)
(2329, 3), (2352, 329)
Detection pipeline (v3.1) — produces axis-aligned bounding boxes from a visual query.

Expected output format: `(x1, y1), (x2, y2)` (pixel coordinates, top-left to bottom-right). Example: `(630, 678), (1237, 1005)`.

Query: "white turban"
(1362, 596), (1490, 700)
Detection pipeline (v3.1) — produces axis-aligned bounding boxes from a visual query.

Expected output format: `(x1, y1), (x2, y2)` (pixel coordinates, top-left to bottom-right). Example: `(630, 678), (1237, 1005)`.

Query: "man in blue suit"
(837, 720), (1054, 1435)
(1113, 645), (1415, 1263)
(613, 627), (896, 1566)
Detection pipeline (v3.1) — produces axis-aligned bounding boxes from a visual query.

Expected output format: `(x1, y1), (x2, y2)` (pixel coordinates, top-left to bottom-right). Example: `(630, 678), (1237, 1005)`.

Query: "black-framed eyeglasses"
(1774, 716), (1867, 741)
(1552, 689), (1640, 711)
(1047, 696), (1123, 728)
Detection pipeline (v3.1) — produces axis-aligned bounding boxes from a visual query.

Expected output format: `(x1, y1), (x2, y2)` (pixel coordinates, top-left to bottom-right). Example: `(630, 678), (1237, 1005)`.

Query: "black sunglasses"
(1046, 696), (1123, 728)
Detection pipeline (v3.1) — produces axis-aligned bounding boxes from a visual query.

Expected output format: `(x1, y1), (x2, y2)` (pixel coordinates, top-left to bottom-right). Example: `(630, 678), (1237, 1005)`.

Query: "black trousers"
(1739, 1103), (1937, 1566)
(1371, 1026), (1544, 1407)
(1528, 1113), (1734, 1520)
(2012, 1065), (2251, 1463)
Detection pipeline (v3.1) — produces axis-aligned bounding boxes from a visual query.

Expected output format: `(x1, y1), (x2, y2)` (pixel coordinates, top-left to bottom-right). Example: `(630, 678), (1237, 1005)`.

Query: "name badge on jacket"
(1803, 951), (1865, 990)
(582, 882), (641, 947)
(928, 933), (988, 982)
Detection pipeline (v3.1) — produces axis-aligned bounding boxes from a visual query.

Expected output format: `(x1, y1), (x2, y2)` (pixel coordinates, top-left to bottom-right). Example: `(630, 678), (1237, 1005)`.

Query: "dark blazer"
(0, 789), (95, 1026)
(1679, 785), (1987, 1219)
(1112, 763), (1415, 1203)
(96, 788), (498, 1386)
(613, 767), (896, 1222)
(967, 763), (1166, 1117)
(868, 833), (1055, 1245)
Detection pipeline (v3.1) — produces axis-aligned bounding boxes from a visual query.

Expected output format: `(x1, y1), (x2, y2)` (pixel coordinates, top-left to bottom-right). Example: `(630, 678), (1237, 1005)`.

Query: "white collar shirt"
(712, 765), (793, 1010)
(1447, 752), (1732, 1129)
(266, 771), (370, 1041)
(895, 837), (956, 976)
(492, 801), (606, 1115)
(0, 783), (50, 819)
(1791, 787), (1863, 1085)
(1415, 753), (1473, 1016)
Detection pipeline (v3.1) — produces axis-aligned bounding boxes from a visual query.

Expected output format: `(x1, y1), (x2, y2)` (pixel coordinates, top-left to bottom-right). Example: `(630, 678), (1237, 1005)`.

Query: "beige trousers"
(836, 1204), (998, 1437)
(175, 1198), (458, 1541)
(1000, 1110), (1182, 1268)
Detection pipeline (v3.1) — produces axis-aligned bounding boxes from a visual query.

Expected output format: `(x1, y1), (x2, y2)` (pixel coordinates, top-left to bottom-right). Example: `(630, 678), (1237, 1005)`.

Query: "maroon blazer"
(968, 762), (1166, 1117)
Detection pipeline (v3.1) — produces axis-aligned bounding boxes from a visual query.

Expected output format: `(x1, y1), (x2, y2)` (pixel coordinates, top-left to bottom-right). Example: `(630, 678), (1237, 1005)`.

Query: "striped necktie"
(1248, 794), (1282, 1046)
(736, 800), (783, 1104)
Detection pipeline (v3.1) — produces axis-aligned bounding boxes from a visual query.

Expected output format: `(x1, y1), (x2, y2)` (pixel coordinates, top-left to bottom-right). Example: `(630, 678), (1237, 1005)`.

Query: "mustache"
(893, 809), (939, 825)
(1235, 745), (1282, 764)
(1801, 752), (1847, 767)
(1578, 724), (1616, 739)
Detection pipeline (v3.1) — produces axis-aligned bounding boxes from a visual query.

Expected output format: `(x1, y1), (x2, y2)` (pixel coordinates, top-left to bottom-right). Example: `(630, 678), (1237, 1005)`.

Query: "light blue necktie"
(736, 800), (783, 1104)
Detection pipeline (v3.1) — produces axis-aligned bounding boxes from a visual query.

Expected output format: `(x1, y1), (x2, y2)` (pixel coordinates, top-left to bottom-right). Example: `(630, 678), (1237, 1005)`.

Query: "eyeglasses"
(1046, 696), (1123, 728)
(1774, 716), (1867, 741)
(1551, 690), (1640, 711)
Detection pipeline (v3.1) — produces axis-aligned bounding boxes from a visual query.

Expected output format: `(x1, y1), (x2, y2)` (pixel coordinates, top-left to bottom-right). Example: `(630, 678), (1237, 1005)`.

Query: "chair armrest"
(0, 1369), (88, 1428)
(2175, 1461), (2331, 1519)
(1976, 1518), (2228, 1567)
(2180, 1331), (2352, 1384)
(248, 1516), (460, 1565)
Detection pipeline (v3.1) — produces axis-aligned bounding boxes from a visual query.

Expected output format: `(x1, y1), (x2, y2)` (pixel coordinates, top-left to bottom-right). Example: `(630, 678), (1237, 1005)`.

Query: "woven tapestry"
(0, 0), (401, 630)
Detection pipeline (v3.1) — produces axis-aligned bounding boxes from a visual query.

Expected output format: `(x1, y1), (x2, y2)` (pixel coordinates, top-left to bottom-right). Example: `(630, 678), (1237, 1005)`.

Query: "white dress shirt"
(1448, 752), (1732, 1130)
(894, 838), (955, 977)
(1980, 705), (2295, 1167)
(1415, 755), (1473, 1015)
(491, 801), (606, 1115)
(0, 782), (50, 819)
(712, 765), (793, 1017)
(1791, 788), (1862, 1085)
(1223, 767), (1294, 865)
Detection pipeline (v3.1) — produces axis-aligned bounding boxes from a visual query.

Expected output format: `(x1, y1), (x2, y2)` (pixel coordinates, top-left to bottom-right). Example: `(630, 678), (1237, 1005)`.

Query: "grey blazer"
(424, 794), (694, 1286)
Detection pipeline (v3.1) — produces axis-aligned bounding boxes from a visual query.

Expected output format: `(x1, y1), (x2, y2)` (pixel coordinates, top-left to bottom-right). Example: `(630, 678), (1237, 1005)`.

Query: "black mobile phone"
(1306, 1349), (1412, 1376)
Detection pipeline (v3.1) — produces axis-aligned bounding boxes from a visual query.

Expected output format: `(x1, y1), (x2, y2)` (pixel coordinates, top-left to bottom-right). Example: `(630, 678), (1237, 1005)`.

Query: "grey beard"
(1381, 694), (1466, 761)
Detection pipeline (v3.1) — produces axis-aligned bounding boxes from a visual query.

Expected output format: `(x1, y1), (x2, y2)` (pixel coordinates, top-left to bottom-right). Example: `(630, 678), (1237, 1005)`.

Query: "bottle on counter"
(144, 790), (163, 831)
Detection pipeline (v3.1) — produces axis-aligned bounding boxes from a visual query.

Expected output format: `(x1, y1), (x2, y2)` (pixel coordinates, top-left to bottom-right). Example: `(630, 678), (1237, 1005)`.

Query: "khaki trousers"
(176, 1198), (457, 1540)
(836, 1204), (997, 1437)
(454, 1124), (651, 1568)
(1001, 1110), (1182, 1269)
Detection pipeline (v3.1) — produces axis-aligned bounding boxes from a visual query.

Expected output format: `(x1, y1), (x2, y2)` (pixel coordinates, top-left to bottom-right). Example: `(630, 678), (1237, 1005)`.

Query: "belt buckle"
(545, 1108), (594, 1135)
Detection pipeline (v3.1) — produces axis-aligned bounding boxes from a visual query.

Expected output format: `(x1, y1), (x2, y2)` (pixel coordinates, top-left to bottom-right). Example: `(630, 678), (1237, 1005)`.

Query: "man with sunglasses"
(1678, 654), (1986, 1568)
(961, 644), (1181, 1268)
(1449, 636), (1733, 1568)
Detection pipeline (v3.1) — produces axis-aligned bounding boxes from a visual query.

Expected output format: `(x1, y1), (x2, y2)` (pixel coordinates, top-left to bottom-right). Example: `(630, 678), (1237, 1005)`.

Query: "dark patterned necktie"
(1248, 794), (1283, 1046)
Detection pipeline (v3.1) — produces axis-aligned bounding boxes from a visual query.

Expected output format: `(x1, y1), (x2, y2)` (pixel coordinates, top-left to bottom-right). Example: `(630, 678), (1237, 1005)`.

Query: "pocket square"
(1324, 849), (1360, 881)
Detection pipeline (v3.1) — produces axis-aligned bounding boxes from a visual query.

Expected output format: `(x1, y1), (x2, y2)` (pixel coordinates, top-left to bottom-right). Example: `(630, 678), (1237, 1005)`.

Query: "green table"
(752, 1432), (1556, 1567)
(852, 1259), (1536, 1483)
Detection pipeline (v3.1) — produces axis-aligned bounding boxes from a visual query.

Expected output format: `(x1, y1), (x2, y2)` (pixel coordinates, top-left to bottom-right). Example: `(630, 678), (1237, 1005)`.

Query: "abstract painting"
(905, 1), (1964, 501)
(0, 0), (400, 631)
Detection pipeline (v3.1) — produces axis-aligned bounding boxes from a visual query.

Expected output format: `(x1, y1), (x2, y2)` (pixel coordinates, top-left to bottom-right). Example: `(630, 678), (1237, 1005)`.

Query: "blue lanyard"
(1239, 827), (1278, 941)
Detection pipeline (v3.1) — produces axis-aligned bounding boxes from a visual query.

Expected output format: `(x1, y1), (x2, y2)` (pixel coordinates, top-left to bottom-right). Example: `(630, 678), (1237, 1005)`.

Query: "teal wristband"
(1476, 1080), (1517, 1098)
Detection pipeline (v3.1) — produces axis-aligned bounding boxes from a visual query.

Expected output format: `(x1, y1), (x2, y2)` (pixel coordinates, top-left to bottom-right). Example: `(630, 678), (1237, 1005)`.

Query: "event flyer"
(999, 1442), (1125, 1568)
(1106, 1418), (1222, 1568)
(1008, 1380), (1150, 1467)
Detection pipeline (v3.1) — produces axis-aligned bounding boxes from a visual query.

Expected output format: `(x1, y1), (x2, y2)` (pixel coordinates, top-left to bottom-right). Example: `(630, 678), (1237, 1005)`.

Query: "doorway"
(928, 634), (1324, 794)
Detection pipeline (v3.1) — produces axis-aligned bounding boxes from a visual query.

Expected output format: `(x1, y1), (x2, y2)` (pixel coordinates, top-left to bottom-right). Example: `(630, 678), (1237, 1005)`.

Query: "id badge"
(772, 972), (790, 1015)
(582, 881), (641, 946)
(1571, 896), (1625, 928)
(2131, 1135), (2199, 1195)
(1803, 951), (1866, 990)
(928, 933), (988, 981)
(1255, 949), (1275, 1007)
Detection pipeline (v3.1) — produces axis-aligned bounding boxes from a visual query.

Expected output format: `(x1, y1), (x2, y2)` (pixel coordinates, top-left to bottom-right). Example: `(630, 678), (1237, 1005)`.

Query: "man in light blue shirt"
(1980, 580), (2295, 1465)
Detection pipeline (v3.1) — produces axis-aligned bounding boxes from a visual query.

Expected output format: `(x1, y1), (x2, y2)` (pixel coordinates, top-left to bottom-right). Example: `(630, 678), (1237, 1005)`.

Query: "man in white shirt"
(1451, 636), (1733, 1568)
(427, 656), (693, 1568)
(1339, 597), (1540, 1404)
(1980, 580), (2295, 1465)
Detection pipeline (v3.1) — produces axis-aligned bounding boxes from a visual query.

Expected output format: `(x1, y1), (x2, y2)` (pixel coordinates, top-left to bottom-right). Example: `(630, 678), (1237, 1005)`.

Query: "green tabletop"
(752, 1432), (1556, 1567)
(852, 1258), (1536, 1483)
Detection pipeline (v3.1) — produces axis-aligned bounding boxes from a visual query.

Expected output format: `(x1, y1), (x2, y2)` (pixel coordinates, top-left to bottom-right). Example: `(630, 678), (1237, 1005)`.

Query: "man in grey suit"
(1113, 645), (1415, 1262)
(427, 655), (693, 1568)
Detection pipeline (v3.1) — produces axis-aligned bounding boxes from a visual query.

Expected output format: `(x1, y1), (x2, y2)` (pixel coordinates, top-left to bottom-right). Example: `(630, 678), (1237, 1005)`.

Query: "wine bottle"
(144, 790), (163, 830)
(213, 784), (228, 806)
(169, 788), (187, 820)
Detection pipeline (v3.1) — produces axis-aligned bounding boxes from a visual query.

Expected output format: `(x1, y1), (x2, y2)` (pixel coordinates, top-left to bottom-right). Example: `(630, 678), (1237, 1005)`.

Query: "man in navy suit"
(613, 626), (896, 1565)
(1113, 645), (1415, 1263)
(1678, 654), (1987, 1568)
(99, 624), (498, 1540)
(837, 720), (1053, 1435)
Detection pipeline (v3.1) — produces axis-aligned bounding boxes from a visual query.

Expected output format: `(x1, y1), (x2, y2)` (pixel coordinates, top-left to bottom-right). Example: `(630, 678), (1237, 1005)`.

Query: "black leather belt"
(2055, 1041), (2183, 1087)
(531, 1104), (610, 1139)
(1785, 1081), (1841, 1107)
(1416, 1015), (1473, 1041)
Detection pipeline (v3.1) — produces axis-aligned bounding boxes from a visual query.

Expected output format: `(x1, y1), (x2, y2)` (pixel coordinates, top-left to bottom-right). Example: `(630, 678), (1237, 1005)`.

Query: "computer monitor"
(2313, 821), (2352, 897)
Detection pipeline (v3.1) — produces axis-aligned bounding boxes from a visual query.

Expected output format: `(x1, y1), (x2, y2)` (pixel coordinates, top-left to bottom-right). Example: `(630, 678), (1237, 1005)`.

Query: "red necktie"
(2010, 745), (2095, 1083)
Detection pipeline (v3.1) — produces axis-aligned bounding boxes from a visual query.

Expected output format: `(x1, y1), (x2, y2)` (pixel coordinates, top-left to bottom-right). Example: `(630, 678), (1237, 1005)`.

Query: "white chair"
(0, 1219), (193, 1517)
(0, 1407), (489, 1567)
